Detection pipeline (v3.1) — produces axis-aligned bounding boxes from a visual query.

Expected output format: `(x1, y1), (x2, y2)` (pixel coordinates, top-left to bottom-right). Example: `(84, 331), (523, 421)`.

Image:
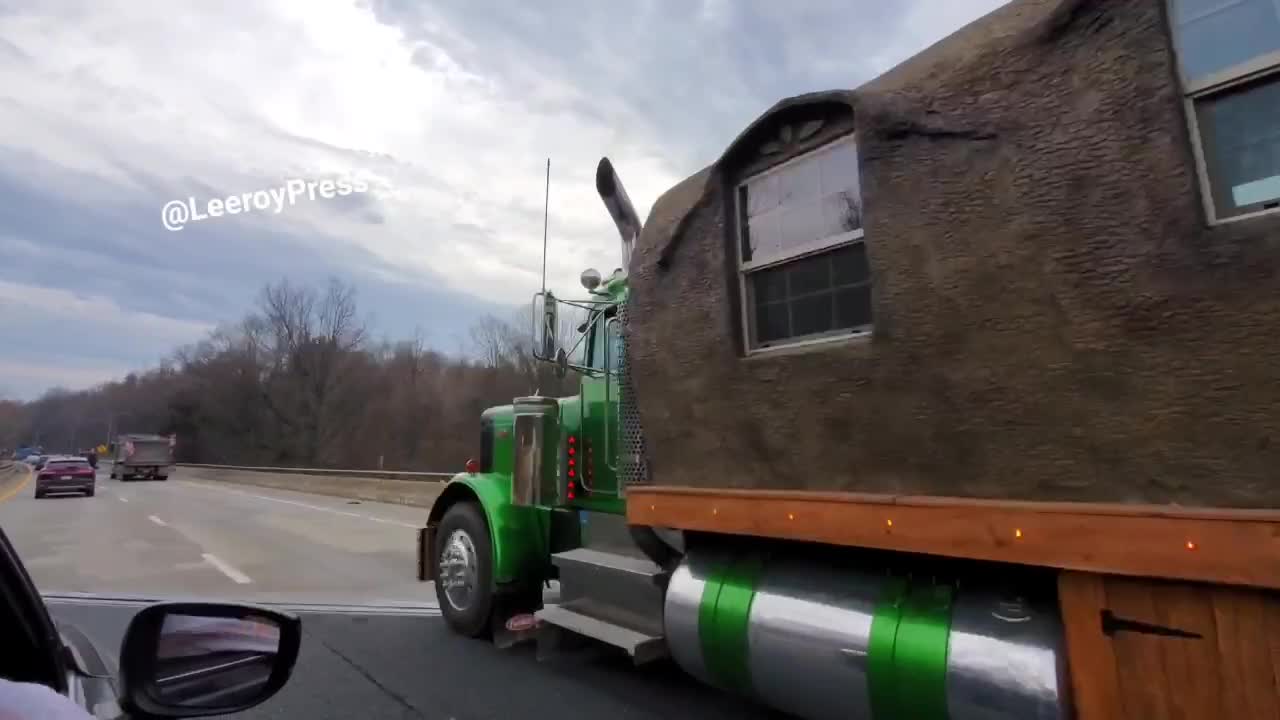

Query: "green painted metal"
(865, 579), (954, 720)
(438, 472), (548, 585)
(893, 583), (953, 720)
(697, 553), (767, 694)
(867, 577), (908, 720)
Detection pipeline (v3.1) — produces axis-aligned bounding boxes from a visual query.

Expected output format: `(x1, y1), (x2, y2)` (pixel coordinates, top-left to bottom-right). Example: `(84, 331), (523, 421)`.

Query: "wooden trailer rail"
(626, 486), (1280, 590)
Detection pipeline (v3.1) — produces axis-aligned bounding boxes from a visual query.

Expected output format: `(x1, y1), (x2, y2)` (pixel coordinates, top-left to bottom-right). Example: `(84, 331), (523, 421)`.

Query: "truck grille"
(617, 300), (652, 486)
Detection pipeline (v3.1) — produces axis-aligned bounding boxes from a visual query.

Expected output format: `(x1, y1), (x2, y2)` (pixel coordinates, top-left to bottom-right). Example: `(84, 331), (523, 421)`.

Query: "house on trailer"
(624, 0), (1280, 509)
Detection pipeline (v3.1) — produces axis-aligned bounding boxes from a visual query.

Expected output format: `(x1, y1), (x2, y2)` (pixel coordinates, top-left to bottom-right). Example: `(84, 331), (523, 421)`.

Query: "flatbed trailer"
(418, 1), (1280, 718)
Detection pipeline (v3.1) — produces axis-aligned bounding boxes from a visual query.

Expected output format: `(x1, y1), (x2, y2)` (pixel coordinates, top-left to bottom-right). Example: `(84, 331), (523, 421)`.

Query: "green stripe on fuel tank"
(867, 577), (908, 720)
(891, 583), (954, 720)
(697, 553), (766, 694)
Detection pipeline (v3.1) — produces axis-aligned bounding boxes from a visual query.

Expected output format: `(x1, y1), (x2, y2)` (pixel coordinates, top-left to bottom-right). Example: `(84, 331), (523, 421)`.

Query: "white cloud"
(0, 360), (134, 397)
(0, 0), (1013, 398)
(0, 0), (678, 305)
(0, 280), (211, 339)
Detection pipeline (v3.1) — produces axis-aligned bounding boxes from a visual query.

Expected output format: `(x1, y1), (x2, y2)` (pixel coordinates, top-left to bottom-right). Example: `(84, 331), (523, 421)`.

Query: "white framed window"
(736, 133), (870, 351)
(1169, 0), (1280, 222)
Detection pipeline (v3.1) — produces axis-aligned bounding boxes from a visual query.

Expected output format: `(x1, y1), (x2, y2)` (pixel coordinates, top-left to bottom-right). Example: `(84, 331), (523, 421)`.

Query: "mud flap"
(493, 611), (541, 650)
(417, 525), (436, 582)
(490, 585), (544, 649)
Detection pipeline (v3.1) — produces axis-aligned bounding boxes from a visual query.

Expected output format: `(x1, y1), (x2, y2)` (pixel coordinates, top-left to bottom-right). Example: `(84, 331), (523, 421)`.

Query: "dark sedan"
(35, 457), (96, 498)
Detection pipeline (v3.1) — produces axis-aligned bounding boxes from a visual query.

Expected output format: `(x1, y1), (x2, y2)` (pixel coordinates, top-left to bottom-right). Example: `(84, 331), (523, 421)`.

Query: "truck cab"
(416, 160), (674, 652)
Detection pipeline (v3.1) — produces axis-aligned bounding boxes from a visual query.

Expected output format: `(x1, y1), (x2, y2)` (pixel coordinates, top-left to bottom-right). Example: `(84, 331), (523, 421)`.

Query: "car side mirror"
(118, 602), (301, 719)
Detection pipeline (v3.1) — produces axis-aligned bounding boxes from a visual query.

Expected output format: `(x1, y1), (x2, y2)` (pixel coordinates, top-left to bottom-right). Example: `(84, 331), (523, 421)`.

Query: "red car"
(34, 456), (96, 498)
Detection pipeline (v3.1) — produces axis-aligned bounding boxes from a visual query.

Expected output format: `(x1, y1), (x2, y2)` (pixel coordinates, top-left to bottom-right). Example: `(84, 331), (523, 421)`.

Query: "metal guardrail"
(173, 463), (454, 482)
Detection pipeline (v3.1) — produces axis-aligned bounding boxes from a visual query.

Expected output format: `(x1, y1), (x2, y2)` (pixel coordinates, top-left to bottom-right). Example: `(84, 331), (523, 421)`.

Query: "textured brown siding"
(625, 0), (1280, 508)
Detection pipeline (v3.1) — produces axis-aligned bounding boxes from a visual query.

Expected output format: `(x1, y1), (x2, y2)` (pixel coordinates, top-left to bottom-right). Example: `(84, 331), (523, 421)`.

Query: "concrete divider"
(176, 463), (452, 482)
(174, 465), (449, 509)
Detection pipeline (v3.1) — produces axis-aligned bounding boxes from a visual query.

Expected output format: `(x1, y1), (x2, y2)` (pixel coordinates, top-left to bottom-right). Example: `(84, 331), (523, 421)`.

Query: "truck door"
(579, 308), (621, 500)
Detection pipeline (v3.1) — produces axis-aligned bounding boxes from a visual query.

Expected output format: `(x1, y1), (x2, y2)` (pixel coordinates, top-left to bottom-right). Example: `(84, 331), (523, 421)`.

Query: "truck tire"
(433, 502), (493, 638)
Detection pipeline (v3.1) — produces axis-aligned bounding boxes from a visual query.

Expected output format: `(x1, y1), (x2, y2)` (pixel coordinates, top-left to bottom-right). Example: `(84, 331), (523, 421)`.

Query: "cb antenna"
(541, 158), (550, 295)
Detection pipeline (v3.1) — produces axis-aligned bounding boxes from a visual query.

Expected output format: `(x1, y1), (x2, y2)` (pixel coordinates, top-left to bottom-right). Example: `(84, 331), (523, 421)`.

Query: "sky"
(0, 0), (1009, 401)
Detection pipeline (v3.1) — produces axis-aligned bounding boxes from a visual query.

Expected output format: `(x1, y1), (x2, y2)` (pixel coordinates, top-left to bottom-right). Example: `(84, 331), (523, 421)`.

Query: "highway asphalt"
(1, 467), (779, 720)
(0, 465), (431, 607)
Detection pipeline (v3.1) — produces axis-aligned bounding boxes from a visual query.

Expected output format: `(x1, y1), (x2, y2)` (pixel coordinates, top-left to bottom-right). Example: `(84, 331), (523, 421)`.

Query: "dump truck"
(417, 2), (1280, 718)
(110, 433), (175, 481)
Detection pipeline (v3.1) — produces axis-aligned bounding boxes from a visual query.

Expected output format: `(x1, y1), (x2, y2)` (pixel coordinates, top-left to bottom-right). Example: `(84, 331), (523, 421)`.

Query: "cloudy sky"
(0, 0), (1008, 401)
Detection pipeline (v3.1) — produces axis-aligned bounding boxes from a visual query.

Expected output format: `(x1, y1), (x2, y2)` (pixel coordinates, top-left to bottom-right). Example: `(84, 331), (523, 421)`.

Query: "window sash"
(1193, 73), (1280, 218)
(1169, 0), (1280, 90)
(742, 239), (872, 350)
(1169, 0), (1280, 222)
(735, 135), (862, 271)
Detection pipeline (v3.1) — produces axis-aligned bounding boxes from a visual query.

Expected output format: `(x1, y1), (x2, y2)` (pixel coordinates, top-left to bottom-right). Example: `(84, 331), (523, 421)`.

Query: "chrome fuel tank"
(663, 549), (1070, 720)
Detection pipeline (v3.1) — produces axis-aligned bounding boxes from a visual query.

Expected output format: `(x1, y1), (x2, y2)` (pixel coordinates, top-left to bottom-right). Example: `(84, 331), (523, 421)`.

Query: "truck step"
(551, 547), (668, 637)
(535, 604), (667, 665)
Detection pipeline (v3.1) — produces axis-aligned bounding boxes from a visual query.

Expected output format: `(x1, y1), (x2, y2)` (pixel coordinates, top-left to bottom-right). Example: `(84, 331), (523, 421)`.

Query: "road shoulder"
(0, 463), (32, 504)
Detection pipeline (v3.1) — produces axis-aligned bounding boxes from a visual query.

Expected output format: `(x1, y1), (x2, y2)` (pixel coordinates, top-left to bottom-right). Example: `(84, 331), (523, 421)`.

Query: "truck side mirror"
(538, 291), (559, 360)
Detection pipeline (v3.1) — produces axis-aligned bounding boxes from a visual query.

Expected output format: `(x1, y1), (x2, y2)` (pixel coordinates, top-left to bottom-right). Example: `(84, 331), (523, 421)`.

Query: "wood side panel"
(1103, 580), (1177, 719)
(1210, 588), (1280, 718)
(1056, 572), (1122, 720)
(626, 487), (1280, 590)
(1148, 583), (1223, 720)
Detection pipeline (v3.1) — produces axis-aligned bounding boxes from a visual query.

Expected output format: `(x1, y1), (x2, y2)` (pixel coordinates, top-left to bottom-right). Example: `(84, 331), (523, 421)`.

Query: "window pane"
(1171, 0), (1280, 83)
(835, 285), (873, 329)
(745, 209), (782, 262)
(820, 140), (860, 198)
(1198, 74), (1280, 215)
(754, 264), (788, 303)
(756, 300), (790, 344)
(775, 156), (821, 207)
(787, 251), (832, 296)
(748, 243), (872, 348)
(821, 190), (863, 235)
(792, 294), (834, 337)
(778, 199), (829, 253)
(832, 243), (870, 286)
(745, 172), (779, 217)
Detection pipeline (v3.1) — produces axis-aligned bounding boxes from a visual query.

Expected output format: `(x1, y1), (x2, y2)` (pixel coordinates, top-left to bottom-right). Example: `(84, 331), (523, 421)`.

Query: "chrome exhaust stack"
(595, 157), (643, 273)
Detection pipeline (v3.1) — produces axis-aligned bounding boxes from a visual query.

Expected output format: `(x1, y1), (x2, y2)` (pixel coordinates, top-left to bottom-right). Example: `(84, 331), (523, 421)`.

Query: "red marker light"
(465, 458), (479, 474)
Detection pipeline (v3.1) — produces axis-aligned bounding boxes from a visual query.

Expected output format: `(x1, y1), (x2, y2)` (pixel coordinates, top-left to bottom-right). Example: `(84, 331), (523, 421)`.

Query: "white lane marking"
(118, 496), (128, 503)
(148, 515), (167, 526)
(202, 553), (252, 584)
(182, 481), (418, 528)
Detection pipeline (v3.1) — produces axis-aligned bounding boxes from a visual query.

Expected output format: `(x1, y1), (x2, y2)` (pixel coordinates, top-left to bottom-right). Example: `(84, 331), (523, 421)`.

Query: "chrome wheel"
(439, 528), (479, 611)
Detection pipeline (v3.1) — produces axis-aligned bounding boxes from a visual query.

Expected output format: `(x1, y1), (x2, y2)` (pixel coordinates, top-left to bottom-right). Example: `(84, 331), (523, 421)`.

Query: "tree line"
(0, 278), (585, 470)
